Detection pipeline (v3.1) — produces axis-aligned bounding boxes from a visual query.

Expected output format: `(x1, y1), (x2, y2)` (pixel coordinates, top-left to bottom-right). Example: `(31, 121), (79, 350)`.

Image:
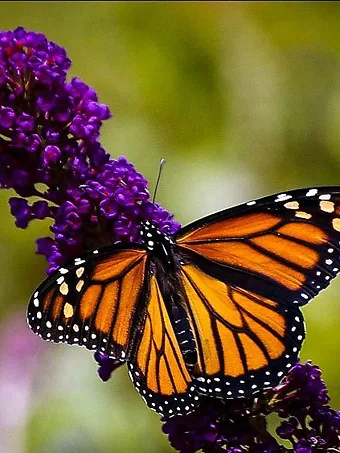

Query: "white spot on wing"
(306, 188), (318, 197)
(275, 194), (292, 202)
(320, 200), (335, 213)
(59, 268), (68, 275)
(63, 302), (74, 318)
(60, 282), (69, 295)
(295, 211), (312, 219)
(284, 201), (299, 210)
(76, 279), (84, 292)
(319, 194), (331, 200)
(76, 267), (85, 278)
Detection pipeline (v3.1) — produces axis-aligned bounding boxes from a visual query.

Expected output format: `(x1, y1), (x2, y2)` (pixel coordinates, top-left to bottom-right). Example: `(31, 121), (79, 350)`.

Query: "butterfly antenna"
(152, 158), (166, 203)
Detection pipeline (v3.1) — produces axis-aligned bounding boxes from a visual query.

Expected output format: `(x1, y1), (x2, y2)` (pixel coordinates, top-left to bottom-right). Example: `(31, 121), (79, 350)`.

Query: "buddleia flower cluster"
(0, 27), (179, 274)
(0, 27), (339, 452)
(162, 361), (340, 452)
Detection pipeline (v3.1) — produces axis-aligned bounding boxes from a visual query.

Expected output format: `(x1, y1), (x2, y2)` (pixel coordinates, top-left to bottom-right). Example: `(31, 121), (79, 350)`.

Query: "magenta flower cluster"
(0, 27), (179, 274)
(162, 361), (340, 452)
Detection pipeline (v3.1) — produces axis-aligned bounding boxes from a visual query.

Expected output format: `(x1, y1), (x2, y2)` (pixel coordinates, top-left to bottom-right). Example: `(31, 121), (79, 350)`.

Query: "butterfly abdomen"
(171, 305), (197, 368)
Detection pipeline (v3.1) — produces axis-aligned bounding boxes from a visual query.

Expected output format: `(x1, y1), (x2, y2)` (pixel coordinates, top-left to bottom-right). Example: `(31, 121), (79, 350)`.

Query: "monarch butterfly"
(27, 186), (340, 418)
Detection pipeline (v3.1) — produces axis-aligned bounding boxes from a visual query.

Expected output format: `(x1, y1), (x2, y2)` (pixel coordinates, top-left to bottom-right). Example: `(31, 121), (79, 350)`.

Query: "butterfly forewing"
(27, 247), (148, 360)
(176, 187), (340, 307)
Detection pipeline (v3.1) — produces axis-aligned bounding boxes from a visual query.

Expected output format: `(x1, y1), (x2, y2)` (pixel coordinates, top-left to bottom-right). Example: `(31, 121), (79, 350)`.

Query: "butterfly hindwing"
(180, 264), (304, 398)
(27, 246), (148, 360)
(128, 275), (198, 417)
(176, 187), (340, 307)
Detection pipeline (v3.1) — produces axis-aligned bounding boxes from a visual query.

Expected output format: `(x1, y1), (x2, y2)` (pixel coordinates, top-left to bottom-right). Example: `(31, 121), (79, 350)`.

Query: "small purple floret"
(94, 351), (123, 382)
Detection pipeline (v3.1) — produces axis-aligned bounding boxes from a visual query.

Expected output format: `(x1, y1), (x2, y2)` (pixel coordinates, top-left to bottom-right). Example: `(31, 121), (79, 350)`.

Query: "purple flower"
(0, 27), (179, 273)
(42, 145), (61, 167)
(94, 351), (123, 382)
(161, 362), (340, 452)
(0, 106), (15, 127)
(9, 197), (31, 228)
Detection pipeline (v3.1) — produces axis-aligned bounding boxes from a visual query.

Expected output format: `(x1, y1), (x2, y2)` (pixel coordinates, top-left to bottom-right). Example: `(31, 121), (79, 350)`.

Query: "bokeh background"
(1, 2), (340, 452)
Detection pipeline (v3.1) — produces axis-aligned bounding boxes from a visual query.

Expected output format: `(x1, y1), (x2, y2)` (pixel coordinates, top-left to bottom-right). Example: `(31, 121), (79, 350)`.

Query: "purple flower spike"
(0, 27), (179, 273)
(162, 362), (340, 452)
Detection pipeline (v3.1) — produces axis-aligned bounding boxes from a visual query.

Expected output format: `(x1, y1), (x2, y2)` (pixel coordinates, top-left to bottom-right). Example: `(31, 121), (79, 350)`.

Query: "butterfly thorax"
(140, 220), (175, 267)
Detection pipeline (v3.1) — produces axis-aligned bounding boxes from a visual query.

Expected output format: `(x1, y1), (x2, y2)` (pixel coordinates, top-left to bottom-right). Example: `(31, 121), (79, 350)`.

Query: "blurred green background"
(1, 2), (340, 452)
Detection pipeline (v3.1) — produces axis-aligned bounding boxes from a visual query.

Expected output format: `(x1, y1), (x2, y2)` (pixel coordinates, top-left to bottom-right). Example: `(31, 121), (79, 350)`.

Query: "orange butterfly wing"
(176, 187), (340, 306)
(174, 187), (340, 398)
(180, 264), (303, 398)
(128, 275), (197, 417)
(27, 246), (148, 360)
